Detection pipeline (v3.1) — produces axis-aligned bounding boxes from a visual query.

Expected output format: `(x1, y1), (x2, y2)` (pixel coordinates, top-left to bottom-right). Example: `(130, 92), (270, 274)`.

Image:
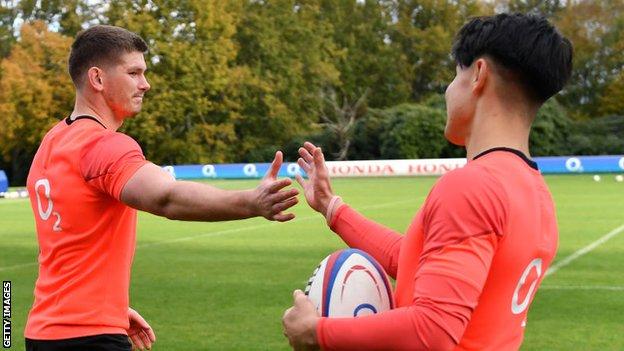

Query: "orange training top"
(25, 116), (148, 340)
(317, 148), (558, 350)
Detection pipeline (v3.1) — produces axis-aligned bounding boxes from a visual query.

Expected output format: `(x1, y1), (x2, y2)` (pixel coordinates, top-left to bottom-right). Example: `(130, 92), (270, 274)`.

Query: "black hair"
(69, 25), (148, 86)
(452, 13), (573, 102)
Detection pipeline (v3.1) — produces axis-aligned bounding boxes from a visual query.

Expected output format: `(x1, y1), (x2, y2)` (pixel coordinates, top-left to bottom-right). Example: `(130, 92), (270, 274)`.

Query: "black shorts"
(25, 334), (131, 351)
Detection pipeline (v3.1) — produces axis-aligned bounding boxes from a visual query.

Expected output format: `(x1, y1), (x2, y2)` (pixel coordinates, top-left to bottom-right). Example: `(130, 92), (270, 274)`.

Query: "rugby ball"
(304, 248), (394, 317)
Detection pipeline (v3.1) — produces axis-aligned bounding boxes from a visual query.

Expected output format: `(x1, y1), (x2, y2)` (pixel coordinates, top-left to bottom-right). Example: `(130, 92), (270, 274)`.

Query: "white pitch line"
(0, 261), (38, 272)
(546, 223), (624, 277)
(0, 199), (29, 205)
(0, 197), (422, 270)
(137, 197), (420, 248)
(540, 285), (624, 291)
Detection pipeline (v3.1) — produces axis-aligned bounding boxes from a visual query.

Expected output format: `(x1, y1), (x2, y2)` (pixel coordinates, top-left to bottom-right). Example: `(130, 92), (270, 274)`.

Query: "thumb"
(265, 151), (283, 179)
(293, 289), (307, 304)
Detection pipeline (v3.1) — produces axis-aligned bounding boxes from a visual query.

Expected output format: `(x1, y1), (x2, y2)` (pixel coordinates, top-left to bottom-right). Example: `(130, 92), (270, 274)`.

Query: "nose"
(139, 74), (151, 92)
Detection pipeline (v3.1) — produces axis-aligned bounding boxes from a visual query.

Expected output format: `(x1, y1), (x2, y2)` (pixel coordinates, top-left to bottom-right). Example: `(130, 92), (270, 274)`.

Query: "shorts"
(25, 334), (131, 351)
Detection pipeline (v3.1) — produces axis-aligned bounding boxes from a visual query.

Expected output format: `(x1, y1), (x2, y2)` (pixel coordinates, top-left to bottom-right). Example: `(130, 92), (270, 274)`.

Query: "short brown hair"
(68, 25), (148, 86)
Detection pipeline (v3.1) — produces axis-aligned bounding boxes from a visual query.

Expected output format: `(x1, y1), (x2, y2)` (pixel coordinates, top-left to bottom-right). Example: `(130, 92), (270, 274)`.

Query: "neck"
(464, 99), (535, 160)
(71, 92), (123, 131)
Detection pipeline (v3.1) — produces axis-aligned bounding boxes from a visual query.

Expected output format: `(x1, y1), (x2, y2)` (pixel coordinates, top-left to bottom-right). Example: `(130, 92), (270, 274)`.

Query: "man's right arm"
(121, 159), (298, 222)
(81, 133), (298, 222)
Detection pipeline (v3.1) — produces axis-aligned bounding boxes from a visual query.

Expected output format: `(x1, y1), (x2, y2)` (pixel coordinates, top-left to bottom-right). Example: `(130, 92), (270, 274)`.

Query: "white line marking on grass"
(540, 285), (624, 291)
(0, 261), (38, 272)
(137, 197), (421, 248)
(0, 199), (29, 205)
(546, 223), (624, 277)
(0, 197), (422, 270)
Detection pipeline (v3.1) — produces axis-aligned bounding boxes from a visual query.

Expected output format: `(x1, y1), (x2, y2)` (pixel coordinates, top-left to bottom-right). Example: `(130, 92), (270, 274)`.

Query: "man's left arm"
(283, 232), (499, 351)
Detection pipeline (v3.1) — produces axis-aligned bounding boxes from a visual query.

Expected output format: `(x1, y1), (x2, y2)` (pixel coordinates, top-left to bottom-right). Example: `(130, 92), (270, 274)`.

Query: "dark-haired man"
(25, 25), (298, 351)
(283, 13), (573, 350)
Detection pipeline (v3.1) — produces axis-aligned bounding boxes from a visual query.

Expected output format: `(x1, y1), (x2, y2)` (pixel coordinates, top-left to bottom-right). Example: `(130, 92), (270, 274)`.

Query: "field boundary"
(546, 223), (624, 277)
(0, 197), (422, 271)
(540, 285), (624, 291)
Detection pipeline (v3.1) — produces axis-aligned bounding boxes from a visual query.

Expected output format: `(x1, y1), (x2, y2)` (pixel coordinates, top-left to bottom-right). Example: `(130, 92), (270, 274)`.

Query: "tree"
(555, 0), (624, 119)
(390, 0), (488, 101)
(234, 0), (340, 161)
(0, 21), (73, 182)
(598, 71), (624, 117)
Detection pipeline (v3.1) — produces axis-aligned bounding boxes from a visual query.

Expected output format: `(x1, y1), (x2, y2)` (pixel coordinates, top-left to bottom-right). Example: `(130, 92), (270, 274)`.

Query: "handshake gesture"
(257, 142), (338, 223)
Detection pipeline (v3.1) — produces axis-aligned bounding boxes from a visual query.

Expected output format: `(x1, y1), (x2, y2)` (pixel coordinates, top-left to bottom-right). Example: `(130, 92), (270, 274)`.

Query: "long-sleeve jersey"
(317, 148), (559, 351)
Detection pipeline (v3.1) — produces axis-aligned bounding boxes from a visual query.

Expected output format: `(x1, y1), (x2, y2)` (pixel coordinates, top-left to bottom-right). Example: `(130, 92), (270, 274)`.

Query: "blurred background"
(0, 0), (622, 186)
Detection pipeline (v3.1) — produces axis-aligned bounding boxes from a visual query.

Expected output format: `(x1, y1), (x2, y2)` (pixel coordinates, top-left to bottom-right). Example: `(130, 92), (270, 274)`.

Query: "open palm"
(295, 142), (335, 215)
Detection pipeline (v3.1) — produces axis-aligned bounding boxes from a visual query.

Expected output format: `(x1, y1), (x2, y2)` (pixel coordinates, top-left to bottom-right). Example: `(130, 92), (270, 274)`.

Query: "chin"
(444, 128), (465, 146)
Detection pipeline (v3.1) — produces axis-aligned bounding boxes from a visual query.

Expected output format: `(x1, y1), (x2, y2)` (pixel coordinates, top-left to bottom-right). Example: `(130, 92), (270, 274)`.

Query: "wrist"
(244, 189), (260, 218)
(307, 316), (321, 349)
(324, 195), (343, 224)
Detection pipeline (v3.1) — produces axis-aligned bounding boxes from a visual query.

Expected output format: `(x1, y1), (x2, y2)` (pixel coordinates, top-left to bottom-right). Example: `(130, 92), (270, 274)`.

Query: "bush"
(530, 99), (572, 156)
(377, 103), (448, 159)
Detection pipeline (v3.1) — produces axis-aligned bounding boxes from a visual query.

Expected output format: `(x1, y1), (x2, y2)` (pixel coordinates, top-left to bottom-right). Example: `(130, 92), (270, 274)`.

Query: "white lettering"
(565, 157), (582, 172)
(243, 164), (258, 177)
(162, 166), (176, 179)
(511, 258), (542, 315)
(34, 179), (53, 221)
(202, 165), (217, 178)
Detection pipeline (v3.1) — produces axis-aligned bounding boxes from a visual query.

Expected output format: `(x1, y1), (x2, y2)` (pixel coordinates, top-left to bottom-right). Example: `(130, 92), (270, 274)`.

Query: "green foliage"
(530, 99), (572, 156)
(0, 21), (73, 183)
(0, 0), (622, 181)
(566, 116), (624, 155)
(555, 1), (624, 119)
(377, 103), (448, 159)
(391, 0), (488, 100)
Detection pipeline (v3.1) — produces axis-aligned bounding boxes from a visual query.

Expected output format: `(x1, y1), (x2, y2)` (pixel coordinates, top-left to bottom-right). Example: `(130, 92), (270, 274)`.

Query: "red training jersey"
(25, 117), (148, 340)
(317, 148), (558, 350)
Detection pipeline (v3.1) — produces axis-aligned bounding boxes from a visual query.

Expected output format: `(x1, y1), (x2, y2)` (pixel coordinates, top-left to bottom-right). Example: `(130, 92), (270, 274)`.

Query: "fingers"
(273, 188), (299, 203)
(298, 147), (314, 164)
(273, 196), (298, 212)
(138, 330), (152, 350)
(129, 333), (145, 350)
(303, 141), (318, 154)
(313, 147), (326, 175)
(145, 325), (156, 343)
(297, 157), (312, 174)
(268, 177), (293, 193)
(273, 212), (296, 222)
(264, 151), (284, 180)
(294, 174), (306, 189)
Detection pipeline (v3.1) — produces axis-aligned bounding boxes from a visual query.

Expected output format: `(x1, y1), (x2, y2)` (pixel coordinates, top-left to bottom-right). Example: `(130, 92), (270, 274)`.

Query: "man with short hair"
(283, 13), (573, 350)
(26, 25), (299, 351)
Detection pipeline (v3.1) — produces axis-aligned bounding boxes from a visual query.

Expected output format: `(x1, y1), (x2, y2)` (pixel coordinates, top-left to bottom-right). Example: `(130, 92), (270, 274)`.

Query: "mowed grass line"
(0, 175), (622, 350)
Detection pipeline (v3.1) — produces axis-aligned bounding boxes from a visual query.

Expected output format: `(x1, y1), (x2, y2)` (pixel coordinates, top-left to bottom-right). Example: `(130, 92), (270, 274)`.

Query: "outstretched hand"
(295, 142), (335, 216)
(254, 151), (299, 222)
(127, 308), (156, 350)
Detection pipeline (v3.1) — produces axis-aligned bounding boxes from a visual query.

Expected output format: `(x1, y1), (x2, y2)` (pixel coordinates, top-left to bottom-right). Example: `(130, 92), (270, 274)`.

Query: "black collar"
(65, 115), (107, 129)
(473, 147), (538, 170)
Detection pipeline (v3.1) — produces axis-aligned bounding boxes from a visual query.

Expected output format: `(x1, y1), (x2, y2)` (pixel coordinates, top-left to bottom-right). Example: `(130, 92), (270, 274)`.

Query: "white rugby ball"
(304, 248), (394, 317)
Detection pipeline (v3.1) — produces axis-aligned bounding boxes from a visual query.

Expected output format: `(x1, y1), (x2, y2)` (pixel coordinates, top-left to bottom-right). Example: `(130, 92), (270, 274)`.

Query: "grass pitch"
(0, 175), (623, 350)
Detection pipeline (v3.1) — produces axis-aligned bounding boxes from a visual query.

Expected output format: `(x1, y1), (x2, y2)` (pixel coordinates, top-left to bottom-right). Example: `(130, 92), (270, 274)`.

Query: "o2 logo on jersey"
(511, 258), (542, 315)
(34, 178), (62, 232)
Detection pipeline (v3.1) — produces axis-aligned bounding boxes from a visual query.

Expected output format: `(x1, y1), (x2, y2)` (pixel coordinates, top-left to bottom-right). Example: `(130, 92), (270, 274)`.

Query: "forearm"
(318, 305), (459, 351)
(329, 204), (403, 277)
(159, 181), (257, 221)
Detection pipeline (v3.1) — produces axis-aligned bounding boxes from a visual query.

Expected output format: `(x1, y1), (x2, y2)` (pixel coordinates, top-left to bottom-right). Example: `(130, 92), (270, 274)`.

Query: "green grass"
(1, 175), (623, 350)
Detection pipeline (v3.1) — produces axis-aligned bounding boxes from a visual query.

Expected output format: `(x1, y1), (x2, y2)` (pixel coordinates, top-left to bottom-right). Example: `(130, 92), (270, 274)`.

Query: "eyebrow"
(127, 66), (147, 72)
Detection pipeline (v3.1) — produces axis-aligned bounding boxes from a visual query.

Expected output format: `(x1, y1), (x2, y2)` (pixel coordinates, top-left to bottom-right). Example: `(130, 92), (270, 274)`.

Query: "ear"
(471, 58), (489, 95)
(86, 67), (105, 92)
